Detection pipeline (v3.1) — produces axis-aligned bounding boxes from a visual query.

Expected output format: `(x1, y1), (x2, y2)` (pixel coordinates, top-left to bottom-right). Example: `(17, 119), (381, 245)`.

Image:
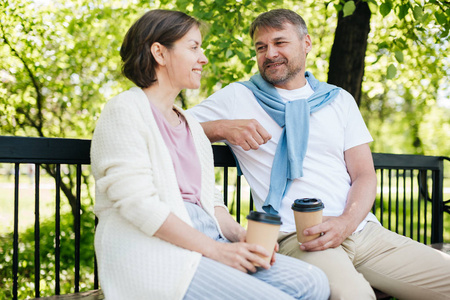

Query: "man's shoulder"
(207, 81), (257, 101)
(331, 88), (358, 107)
(220, 81), (255, 93)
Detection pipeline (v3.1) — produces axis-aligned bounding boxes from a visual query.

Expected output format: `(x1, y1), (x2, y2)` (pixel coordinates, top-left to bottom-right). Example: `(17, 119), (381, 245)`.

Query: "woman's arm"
(154, 212), (271, 272)
(214, 206), (246, 242)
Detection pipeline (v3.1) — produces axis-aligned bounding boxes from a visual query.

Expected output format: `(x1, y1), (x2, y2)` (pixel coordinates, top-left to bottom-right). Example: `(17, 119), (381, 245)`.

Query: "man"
(188, 8), (450, 300)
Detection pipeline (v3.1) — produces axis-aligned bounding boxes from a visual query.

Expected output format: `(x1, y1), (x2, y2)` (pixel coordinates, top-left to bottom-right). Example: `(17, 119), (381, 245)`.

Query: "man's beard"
(260, 58), (302, 86)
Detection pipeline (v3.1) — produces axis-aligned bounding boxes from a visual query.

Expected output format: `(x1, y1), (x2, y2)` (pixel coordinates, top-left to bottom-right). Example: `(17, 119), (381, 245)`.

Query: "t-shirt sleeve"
(188, 83), (238, 122)
(342, 90), (373, 151)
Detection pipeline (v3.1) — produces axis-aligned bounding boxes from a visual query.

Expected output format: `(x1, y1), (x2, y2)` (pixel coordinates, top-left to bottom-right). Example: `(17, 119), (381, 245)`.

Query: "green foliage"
(380, 0), (393, 17)
(0, 0), (141, 138)
(0, 210), (96, 299)
(361, 0), (450, 155)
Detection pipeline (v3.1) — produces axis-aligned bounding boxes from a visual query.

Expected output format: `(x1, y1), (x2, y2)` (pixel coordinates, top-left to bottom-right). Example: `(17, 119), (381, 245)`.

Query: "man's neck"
(272, 75), (307, 90)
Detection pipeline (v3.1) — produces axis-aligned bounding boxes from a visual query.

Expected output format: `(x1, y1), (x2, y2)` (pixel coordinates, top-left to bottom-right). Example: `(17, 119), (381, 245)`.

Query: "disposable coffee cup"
(291, 198), (324, 244)
(246, 211), (282, 264)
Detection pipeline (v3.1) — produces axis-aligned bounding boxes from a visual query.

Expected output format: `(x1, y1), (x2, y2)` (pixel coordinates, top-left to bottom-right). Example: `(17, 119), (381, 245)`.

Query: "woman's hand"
(270, 242), (279, 266)
(207, 241), (271, 273)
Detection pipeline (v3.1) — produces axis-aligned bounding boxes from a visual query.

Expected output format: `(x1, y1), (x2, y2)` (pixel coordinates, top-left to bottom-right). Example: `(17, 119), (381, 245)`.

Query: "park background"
(1, 0), (450, 298)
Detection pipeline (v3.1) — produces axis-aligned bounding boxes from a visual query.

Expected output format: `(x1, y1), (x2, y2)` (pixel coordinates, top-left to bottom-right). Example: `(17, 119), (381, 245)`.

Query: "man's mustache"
(263, 58), (288, 68)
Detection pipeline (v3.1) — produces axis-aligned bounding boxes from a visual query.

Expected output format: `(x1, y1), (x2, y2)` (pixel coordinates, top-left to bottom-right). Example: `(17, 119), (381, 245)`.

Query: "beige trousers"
(278, 222), (450, 300)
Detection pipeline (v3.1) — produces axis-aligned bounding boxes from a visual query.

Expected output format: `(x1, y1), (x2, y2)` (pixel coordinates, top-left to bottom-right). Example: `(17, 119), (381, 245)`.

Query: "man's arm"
(300, 143), (377, 251)
(200, 119), (272, 151)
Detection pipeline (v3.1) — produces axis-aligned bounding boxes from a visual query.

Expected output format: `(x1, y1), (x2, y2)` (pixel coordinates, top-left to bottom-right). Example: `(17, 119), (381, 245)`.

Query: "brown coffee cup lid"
(246, 211), (282, 225)
(291, 198), (324, 212)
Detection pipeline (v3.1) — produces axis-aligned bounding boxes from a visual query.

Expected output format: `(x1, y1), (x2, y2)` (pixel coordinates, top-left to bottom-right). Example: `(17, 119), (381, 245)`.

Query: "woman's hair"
(249, 9), (308, 40)
(120, 10), (201, 88)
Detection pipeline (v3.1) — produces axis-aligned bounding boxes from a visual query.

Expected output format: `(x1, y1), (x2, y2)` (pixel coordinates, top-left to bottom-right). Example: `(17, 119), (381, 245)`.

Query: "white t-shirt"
(189, 82), (379, 232)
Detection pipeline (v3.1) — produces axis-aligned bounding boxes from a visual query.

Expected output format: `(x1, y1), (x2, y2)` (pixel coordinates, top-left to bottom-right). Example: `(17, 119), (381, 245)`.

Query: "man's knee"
(328, 281), (375, 300)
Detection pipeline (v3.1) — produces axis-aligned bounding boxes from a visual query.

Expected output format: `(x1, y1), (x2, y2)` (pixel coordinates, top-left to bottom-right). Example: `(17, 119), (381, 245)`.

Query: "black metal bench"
(1, 136), (449, 300)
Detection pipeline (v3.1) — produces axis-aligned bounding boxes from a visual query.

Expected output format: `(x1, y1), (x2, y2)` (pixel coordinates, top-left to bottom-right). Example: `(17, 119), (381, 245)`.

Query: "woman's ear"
(151, 42), (166, 66)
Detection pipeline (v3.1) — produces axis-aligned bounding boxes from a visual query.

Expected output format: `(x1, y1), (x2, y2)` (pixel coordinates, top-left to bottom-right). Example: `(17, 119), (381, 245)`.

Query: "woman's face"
(164, 26), (208, 90)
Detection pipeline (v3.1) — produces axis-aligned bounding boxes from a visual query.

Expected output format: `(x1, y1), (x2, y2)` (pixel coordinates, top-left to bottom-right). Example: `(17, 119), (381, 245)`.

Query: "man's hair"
(120, 9), (201, 88)
(249, 9), (308, 40)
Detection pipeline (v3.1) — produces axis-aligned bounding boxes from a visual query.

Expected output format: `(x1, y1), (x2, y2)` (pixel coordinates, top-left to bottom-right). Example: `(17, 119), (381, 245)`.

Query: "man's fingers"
(299, 236), (327, 251)
(255, 125), (272, 144)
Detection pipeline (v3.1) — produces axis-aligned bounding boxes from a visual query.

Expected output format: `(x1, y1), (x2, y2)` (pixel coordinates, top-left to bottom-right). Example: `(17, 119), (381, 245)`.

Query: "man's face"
(253, 22), (312, 90)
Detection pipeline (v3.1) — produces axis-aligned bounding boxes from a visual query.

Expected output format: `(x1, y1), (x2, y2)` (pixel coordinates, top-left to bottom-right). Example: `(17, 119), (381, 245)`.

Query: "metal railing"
(0, 136), (93, 299)
(1, 136), (448, 299)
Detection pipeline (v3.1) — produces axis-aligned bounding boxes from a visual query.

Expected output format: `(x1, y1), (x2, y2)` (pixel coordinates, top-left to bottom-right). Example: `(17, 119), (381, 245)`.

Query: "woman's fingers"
(212, 242), (271, 272)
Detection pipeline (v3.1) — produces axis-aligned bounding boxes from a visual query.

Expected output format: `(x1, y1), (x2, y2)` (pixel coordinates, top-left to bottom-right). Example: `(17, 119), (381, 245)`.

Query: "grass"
(0, 174), (59, 234)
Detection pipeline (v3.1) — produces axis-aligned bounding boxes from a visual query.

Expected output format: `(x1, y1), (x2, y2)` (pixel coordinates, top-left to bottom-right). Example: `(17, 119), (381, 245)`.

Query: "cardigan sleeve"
(91, 93), (171, 237)
(213, 188), (228, 210)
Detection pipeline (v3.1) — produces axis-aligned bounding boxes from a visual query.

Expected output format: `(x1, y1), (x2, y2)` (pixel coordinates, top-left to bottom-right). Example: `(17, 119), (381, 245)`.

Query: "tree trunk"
(327, 0), (371, 106)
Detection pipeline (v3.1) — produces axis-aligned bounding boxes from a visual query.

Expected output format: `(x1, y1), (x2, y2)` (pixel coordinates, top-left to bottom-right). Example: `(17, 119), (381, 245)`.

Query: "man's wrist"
(201, 120), (228, 143)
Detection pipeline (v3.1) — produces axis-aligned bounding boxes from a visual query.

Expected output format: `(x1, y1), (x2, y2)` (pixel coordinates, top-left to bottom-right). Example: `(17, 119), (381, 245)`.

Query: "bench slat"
(35, 289), (104, 300)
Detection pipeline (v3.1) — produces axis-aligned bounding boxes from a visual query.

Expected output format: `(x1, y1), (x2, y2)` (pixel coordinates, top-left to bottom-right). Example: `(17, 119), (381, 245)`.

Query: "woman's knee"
(303, 265), (330, 300)
(277, 255), (330, 300)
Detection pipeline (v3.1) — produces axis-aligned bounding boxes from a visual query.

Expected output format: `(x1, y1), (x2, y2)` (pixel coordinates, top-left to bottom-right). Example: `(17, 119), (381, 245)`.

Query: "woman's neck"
(142, 84), (181, 127)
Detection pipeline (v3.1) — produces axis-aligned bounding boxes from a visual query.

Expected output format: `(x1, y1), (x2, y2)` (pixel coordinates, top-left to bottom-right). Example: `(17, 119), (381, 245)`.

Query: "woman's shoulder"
(107, 87), (147, 107)
(101, 87), (149, 115)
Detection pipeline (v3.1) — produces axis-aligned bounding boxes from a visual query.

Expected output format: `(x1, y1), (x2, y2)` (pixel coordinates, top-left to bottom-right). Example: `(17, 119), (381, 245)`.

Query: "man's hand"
(299, 216), (355, 252)
(201, 119), (271, 151)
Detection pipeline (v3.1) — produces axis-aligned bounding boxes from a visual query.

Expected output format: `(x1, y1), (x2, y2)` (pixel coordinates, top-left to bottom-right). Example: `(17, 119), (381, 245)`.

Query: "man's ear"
(304, 34), (312, 55)
(151, 42), (166, 66)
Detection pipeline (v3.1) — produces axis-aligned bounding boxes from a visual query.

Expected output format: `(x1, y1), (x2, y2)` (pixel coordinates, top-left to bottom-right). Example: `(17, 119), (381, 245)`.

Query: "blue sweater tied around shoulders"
(238, 71), (341, 214)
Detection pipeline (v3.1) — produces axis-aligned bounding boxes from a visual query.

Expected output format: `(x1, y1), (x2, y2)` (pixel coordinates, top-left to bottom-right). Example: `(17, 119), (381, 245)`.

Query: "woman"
(91, 9), (329, 300)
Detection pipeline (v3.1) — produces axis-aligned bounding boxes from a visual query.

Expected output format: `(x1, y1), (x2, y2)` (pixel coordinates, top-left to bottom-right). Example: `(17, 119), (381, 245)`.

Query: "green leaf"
(387, 64), (397, 79)
(343, 1), (356, 17)
(378, 41), (389, 49)
(421, 12), (431, 23)
(398, 4), (410, 20)
(435, 12), (447, 25)
(244, 62), (253, 74)
(68, 19), (76, 35)
(413, 6), (423, 21)
(395, 51), (404, 63)
(380, 2), (392, 17)
(394, 38), (407, 50)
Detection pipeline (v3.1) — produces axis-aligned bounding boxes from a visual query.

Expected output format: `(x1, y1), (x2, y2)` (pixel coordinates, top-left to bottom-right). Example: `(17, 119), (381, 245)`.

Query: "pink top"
(149, 102), (202, 207)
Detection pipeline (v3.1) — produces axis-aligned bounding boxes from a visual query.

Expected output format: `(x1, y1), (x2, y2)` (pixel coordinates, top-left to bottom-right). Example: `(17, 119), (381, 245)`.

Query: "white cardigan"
(91, 87), (225, 300)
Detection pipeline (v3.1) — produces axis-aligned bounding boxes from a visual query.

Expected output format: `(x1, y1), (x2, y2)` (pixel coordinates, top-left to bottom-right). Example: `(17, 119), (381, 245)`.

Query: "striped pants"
(183, 202), (330, 300)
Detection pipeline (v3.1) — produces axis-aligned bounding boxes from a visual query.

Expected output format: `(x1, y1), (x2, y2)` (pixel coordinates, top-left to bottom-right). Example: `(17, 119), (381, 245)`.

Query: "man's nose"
(265, 45), (279, 59)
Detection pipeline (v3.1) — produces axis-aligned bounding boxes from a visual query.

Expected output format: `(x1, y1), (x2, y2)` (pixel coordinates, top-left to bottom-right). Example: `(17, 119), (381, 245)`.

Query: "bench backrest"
(0, 136), (448, 299)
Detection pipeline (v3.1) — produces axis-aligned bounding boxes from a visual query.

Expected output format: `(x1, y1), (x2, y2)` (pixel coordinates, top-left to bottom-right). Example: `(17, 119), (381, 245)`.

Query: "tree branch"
(0, 22), (45, 137)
